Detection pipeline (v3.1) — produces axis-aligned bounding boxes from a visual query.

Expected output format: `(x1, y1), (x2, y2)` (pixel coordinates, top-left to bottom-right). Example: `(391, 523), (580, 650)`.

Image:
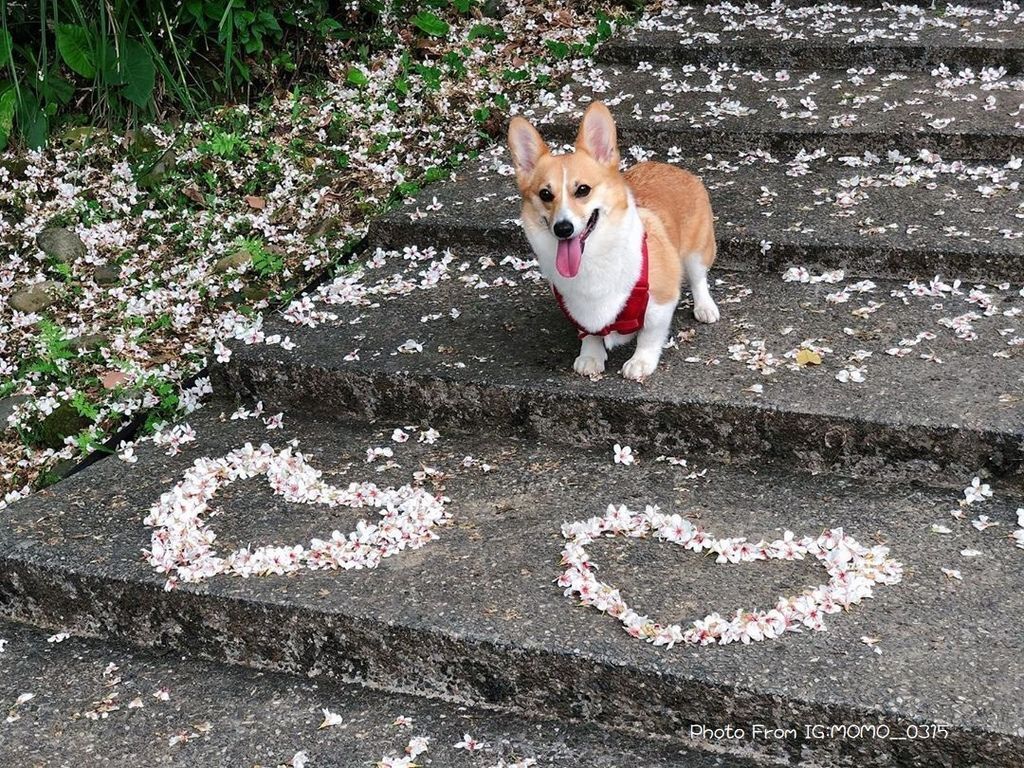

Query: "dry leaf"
(795, 349), (822, 366)
(182, 185), (204, 205)
(100, 371), (128, 390)
(245, 195), (266, 210)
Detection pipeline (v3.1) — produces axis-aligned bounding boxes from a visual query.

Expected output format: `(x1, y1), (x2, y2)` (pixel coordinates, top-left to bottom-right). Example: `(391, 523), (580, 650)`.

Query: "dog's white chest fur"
(525, 204), (645, 333)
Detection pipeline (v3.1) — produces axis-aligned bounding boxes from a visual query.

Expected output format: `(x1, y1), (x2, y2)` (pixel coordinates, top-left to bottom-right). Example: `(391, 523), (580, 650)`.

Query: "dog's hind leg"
(686, 254), (720, 324)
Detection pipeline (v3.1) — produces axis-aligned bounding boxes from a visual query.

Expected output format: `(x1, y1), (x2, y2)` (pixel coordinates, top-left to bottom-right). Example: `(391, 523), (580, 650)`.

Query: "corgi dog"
(507, 101), (719, 380)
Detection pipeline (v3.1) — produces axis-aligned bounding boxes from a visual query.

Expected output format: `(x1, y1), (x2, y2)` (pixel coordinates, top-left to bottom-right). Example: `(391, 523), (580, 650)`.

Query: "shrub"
(0, 1), (630, 150)
(0, 0), (342, 150)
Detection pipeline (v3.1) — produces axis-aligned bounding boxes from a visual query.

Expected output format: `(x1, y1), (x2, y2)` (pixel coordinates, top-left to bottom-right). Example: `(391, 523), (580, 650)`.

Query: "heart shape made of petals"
(144, 442), (450, 590)
(559, 504), (903, 648)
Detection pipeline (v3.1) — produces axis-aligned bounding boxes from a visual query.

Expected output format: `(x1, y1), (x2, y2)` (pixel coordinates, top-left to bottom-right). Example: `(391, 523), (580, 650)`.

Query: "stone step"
(535, 64), (1024, 158)
(218, 250), (1024, 481)
(374, 148), (1024, 283)
(598, 2), (1024, 73)
(0, 619), (756, 767)
(1, 405), (1022, 766)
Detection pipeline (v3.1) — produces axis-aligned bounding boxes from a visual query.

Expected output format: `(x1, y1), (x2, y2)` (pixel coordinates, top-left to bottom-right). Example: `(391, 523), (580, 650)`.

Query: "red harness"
(553, 234), (649, 339)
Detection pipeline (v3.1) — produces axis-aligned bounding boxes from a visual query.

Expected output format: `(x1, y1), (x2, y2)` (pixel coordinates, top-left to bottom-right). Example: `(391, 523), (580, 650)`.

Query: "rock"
(269, 208), (292, 226)
(138, 148), (177, 188)
(62, 126), (103, 149)
(482, 0), (509, 18)
(69, 333), (108, 352)
(242, 285), (270, 303)
(9, 281), (60, 314)
(214, 249), (251, 274)
(312, 170), (349, 189)
(92, 264), (121, 285)
(0, 157), (29, 181)
(37, 228), (86, 264)
(129, 128), (159, 156)
(34, 402), (91, 450)
(0, 395), (31, 429)
(37, 458), (79, 488)
(306, 216), (343, 239)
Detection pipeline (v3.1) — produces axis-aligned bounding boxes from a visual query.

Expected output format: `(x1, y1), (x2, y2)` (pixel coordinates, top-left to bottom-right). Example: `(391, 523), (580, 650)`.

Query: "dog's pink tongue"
(556, 235), (583, 278)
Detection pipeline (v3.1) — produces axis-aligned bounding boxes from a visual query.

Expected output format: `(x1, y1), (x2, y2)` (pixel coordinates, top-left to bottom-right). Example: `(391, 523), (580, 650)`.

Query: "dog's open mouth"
(555, 209), (600, 279)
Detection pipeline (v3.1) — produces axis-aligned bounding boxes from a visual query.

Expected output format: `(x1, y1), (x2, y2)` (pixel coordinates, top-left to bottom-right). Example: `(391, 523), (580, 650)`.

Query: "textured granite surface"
(221, 266), (1024, 481)
(2, 406), (1022, 765)
(0, 618), (757, 767)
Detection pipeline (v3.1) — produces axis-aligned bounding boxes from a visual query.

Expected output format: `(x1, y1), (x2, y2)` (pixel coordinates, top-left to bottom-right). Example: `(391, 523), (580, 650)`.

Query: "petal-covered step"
(218, 251), (1024, 481)
(0, 619), (755, 767)
(535, 64), (1024, 158)
(373, 147), (1024, 283)
(0, 405), (1021, 766)
(598, 2), (1024, 73)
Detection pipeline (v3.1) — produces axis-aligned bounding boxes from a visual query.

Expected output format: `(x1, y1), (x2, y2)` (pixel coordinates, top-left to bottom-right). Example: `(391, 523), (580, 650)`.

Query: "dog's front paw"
(574, 354), (606, 377)
(621, 352), (659, 381)
(694, 299), (720, 324)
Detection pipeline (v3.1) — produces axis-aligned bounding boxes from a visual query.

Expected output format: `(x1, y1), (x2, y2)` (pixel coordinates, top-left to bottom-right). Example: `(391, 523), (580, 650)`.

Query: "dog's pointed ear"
(508, 116), (549, 185)
(575, 102), (619, 169)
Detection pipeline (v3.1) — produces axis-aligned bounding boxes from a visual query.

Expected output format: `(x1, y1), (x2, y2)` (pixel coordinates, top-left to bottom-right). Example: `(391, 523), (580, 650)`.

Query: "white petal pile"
(559, 504), (903, 648)
(144, 443), (449, 589)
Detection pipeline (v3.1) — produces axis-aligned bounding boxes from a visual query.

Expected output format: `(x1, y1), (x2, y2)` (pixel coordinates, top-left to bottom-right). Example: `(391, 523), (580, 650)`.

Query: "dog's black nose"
(553, 220), (575, 239)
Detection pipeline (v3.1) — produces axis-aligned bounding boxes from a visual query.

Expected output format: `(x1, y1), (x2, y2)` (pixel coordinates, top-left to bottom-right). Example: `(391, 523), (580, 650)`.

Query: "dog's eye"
(575, 184), (591, 198)
(538, 188), (554, 202)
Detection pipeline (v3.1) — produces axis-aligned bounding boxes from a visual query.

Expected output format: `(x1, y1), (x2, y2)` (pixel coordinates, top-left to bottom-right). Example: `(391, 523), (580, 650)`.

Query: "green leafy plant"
(410, 12), (450, 38)
(346, 66), (369, 87)
(0, 1), (342, 148)
(200, 129), (248, 158)
(468, 23), (504, 42)
(183, 0), (283, 87)
(21, 319), (74, 382)
(241, 237), (283, 277)
(1, 3), (160, 148)
(71, 390), (100, 421)
(55, 24), (96, 78)
(51, 261), (73, 281)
